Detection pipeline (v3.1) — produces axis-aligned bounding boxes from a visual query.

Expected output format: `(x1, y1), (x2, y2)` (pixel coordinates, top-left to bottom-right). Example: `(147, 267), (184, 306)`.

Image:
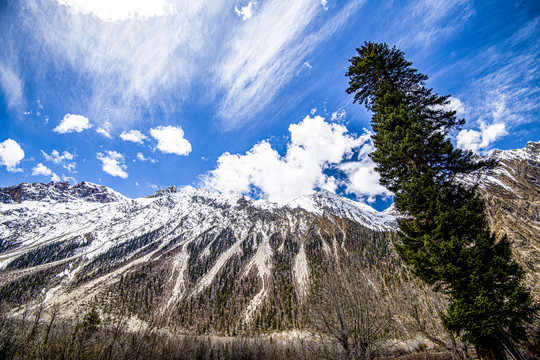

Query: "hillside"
(0, 181), (397, 333)
(0, 141), (538, 336)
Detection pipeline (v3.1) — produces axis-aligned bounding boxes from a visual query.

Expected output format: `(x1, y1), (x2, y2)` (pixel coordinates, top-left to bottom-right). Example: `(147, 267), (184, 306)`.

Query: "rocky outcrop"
(470, 141), (540, 297)
(0, 181), (126, 204)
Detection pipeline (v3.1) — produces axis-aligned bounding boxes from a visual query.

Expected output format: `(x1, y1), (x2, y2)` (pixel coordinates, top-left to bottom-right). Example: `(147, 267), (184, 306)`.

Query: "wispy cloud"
(0, 64), (23, 109)
(21, 0), (229, 127)
(216, 0), (366, 127)
(397, 0), (474, 48)
(53, 0), (177, 22)
(449, 17), (539, 145)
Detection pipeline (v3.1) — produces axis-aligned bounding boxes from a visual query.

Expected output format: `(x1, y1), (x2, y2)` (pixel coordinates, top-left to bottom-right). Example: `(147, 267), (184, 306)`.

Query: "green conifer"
(346, 42), (536, 359)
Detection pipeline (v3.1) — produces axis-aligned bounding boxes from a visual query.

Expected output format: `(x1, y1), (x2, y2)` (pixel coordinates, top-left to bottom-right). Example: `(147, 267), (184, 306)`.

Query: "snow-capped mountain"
(0, 141), (537, 332)
(471, 141), (540, 298)
(0, 182), (397, 332)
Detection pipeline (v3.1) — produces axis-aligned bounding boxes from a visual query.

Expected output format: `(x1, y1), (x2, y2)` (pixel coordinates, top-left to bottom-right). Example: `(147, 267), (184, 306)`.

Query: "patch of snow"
(293, 244), (309, 301)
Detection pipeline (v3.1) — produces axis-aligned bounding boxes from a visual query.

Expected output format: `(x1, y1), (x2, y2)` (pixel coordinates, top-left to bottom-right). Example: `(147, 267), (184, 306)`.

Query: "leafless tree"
(307, 254), (395, 360)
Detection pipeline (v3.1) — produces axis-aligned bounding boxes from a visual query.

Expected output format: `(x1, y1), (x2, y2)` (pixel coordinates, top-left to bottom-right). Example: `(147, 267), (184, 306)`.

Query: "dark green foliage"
(346, 41), (537, 358)
(0, 266), (64, 307)
(188, 227), (237, 282)
(0, 238), (17, 255)
(6, 237), (88, 269)
(176, 254), (262, 334)
(76, 229), (161, 284)
(106, 263), (166, 319)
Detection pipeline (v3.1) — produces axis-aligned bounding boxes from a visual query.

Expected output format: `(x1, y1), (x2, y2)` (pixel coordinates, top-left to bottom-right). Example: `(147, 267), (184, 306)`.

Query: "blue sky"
(0, 0), (538, 210)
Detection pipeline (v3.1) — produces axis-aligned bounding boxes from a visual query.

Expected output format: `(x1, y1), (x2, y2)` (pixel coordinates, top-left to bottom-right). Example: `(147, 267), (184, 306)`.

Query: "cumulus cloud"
(235, 2), (255, 20)
(0, 139), (25, 172)
(96, 151), (128, 178)
(457, 122), (508, 154)
(120, 130), (147, 144)
(41, 149), (77, 173)
(41, 149), (74, 163)
(31, 163), (60, 182)
(0, 64), (23, 109)
(136, 152), (156, 163)
(53, 114), (92, 134)
(445, 97), (465, 116)
(203, 115), (389, 204)
(150, 125), (192, 156)
(337, 138), (392, 203)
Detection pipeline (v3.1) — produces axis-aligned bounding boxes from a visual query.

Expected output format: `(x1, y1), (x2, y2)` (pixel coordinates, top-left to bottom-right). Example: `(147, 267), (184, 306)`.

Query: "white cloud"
(456, 122), (507, 154)
(398, 0), (473, 48)
(120, 129), (147, 144)
(337, 139), (392, 203)
(96, 151), (128, 178)
(53, 0), (177, 22)
(321, 0), (328, 10)
(32, 163), (60, 182)
(330, 109), (346, 122)
(53, 114), (92, 134)
(41, 149), (74, 164)
(235, 2), (255, 21)
(62, 174), (77, 183)
(446, 97), (465, 116)
(203, 115), (388, 204)
(0, 64), (23, 109)
(41, 149), (77, 173)
(216, 0), (364, 127)
(0, 139), (25, 172)
(148, 183), (159, 191)
(136, 152), (156, 163)
(15, 0), (364, 130)
(150, 125), (192, 156)
(448, 19), (539, 139)
(96, 127), (112, 138)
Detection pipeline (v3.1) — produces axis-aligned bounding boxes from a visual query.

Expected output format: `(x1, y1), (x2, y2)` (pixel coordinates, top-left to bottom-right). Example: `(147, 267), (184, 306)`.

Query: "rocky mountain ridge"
(0, 181), (126, 204)
(0, 182), (397, 332)
(472, 140), (540, 297)
(0, 141), (538, 333)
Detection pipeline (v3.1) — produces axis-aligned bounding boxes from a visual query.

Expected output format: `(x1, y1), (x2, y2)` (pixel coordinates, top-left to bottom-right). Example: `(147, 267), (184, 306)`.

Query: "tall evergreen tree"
(346, 42), (536, 360)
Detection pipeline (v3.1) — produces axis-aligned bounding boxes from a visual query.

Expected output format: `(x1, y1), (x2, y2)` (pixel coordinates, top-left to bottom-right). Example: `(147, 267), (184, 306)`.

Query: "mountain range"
(0, 141), (538, 334)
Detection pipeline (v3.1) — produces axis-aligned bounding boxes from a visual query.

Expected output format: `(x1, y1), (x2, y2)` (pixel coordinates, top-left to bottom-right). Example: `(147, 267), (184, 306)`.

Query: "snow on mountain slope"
(287, 190), (395, 230)
(0, 182), (397, 330)
(468, 141), (540, 298)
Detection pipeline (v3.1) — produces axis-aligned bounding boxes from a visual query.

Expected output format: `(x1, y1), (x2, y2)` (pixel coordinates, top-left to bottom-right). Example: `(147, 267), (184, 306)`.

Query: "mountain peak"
(287, 190), (397, 230)
(0, 181), (126, 204)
